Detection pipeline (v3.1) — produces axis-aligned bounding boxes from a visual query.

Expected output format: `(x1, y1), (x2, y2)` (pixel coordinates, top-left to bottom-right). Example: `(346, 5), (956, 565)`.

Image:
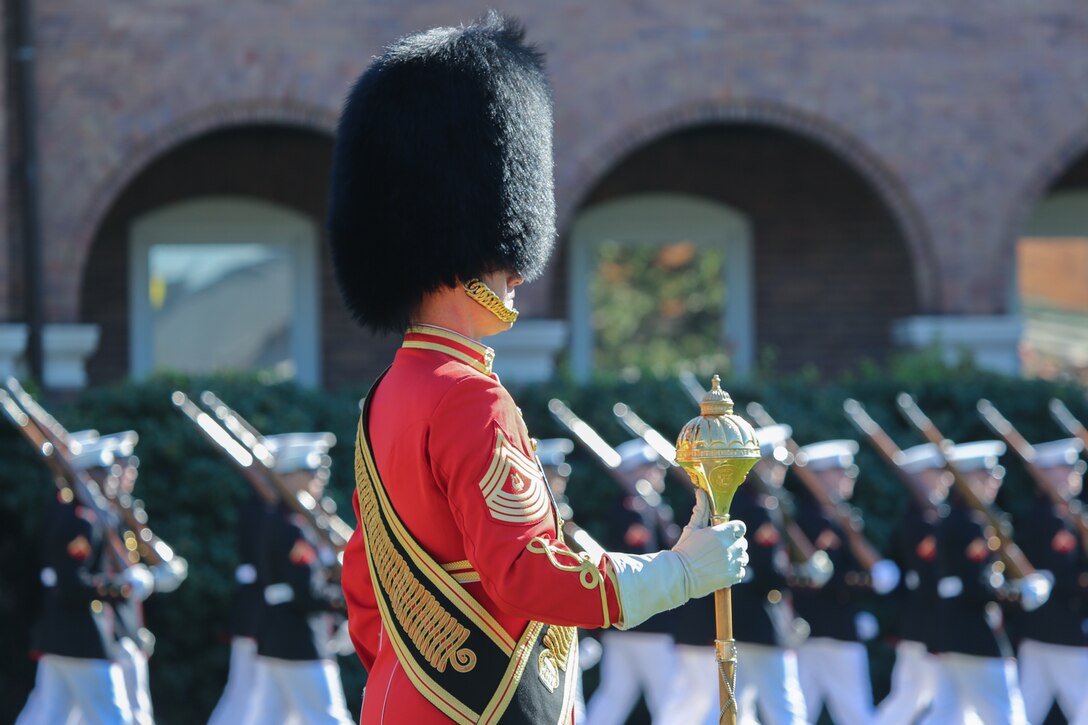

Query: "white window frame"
(568, 193), (754, 381)
(129, 196), (321, 385)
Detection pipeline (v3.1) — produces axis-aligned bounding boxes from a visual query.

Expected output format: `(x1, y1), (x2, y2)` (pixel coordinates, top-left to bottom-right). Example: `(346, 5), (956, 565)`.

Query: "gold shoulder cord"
(464, 278), (519, 324)
(354, 426), (478, 674)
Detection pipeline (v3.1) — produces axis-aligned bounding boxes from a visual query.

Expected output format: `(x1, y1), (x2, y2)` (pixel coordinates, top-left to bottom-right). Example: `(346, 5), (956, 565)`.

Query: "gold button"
(767, 589), (782, 604)
(91, 600), (103, 613)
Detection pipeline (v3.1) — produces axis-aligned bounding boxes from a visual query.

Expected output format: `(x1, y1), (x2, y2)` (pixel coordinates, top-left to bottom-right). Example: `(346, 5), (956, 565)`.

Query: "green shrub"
(0, 363), (1085, 723)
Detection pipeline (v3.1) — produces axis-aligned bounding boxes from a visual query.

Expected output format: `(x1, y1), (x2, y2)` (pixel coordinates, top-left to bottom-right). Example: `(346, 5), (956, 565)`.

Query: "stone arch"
(558, 98), (939, 311)
(66, 98), (337, 319)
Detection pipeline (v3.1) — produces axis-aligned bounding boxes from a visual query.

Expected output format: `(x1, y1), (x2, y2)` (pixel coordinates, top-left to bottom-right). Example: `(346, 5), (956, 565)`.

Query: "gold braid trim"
(526, 537), (611, 629)
(355, 445), (478, 674)
(463, 279), (519, 324)
(536, 624), (576, 694)
(543, 625), (575, 667)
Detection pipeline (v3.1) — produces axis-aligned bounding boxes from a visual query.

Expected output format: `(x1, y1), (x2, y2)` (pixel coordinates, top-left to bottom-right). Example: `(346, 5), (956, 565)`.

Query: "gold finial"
(675, 374), (760, 520)
(700, 374), (735, 417)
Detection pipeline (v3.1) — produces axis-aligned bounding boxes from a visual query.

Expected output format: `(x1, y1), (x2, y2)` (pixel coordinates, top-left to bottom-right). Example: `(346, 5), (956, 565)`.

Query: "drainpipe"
(9, 0), (43, 383)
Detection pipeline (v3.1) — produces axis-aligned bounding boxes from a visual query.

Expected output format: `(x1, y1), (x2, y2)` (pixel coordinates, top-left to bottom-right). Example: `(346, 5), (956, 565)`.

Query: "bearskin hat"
(328, 12), (556, 333)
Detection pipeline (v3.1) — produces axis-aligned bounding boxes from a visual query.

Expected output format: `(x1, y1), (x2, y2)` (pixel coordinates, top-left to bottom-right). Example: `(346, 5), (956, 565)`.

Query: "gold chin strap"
(463, 278), (519, 324)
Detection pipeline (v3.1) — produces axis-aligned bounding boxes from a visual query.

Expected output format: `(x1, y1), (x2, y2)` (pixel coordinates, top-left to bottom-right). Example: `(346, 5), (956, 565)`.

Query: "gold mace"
(675, 375), (761, 724)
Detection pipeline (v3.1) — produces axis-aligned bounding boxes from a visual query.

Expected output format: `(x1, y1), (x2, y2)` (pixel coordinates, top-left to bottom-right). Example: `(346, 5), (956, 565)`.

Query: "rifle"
(4, 377), (186, 569)
(1049, 398), (1088, 455)
(170, 392), (279, 505)
(745, 402), (883, 571)
(896, 393), (1035, 578)
(548, 399), (680, 546)
(199, 391), (354, 548)
(678, 370), (711, 409)
(171, 389), (348, 570)
(173, 391), (344, 577)
(613, 401), (819, 565)
(0, 388), (134, 571)
(978, 399), (1088, 555)
(842, 398), (942, 514)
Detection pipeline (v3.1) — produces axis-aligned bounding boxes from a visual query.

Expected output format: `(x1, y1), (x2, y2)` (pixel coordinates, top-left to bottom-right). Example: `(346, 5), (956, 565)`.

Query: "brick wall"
(7, 0), (1088, 379)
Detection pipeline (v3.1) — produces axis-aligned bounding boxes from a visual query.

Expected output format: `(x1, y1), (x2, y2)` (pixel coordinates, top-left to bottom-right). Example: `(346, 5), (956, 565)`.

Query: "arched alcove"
(564, 123), (919, 377)
(79, 125), (400, 387)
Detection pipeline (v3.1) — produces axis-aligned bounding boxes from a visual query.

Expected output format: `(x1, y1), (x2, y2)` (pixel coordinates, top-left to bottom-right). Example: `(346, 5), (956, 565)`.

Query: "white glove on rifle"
(122, 564), (155, 602)
(151, 557), (189, 593)
(1017, 571), (1053, 612)
(607, 489), (749, 630)
(795, 551), (834, 588)
(870, 559), (901, 595)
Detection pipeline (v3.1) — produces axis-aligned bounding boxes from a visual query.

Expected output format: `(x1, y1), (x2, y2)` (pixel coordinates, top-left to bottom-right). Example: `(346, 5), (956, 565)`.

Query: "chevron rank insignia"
(479, 431), (550, 524)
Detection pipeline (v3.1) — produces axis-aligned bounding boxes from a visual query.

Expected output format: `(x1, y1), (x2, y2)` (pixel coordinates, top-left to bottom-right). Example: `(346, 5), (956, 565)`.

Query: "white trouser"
(736, 643), (807, 725)
(1019, 639), (1088, 724)
(241, 656), (354, 725)
(206, 638), (258, 725)
(925, 652), (1027, 725)
(1078, 685), (1088, 725)
(15, 654), (133, 725)
(115, 638), (154, 725)
(662, 643), (807, 725)
(584, 631), (677, 725)
(796, 637), (874, 725)
(875, 640), (945, 725)
(572, 673), (586, 725)
(656, 645), (717, 725)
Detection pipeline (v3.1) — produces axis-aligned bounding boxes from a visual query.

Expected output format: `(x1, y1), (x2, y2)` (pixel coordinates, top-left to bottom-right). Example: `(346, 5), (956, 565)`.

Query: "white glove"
(608, 490), (749, 630)
(1017, 572), (1053, 612)
(123, 564), (155, 602)
(796, 551), (834, 588)
(870, 559), (901, 595)
(151, 557), (188, 593)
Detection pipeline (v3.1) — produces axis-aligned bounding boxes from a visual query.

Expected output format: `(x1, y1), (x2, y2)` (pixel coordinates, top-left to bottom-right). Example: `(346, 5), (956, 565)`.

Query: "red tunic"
(342, 325), (622, 723)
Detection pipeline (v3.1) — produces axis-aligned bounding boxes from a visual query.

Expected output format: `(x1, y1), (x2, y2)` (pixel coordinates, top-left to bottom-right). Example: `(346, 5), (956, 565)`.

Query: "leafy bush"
(0, 363), (1085, 722)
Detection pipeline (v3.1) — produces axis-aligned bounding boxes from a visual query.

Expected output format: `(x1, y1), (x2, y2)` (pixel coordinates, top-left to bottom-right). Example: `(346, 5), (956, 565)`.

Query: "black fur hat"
(328, 11), (556, 333)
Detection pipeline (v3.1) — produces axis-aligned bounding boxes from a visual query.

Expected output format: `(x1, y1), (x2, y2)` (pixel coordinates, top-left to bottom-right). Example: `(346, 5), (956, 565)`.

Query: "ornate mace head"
(675, 375), (761, 522)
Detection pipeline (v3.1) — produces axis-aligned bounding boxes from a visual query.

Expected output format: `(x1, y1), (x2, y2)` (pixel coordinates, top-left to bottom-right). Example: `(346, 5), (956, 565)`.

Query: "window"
(129, 197), (320, 384)
(1015, 189), (1088, 383)
(568, 193), (753, 380)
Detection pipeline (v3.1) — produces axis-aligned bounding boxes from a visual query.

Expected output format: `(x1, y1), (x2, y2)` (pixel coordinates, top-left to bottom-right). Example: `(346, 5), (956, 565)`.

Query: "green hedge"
(1, 361), (1086, 723)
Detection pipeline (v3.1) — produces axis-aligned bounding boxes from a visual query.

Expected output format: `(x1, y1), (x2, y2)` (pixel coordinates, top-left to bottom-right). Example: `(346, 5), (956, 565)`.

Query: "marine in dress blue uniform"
(243, 434), (354, 725)
(15, 437), (154, 725)
(925, 441), (1047, 725)
(1011, 438), (1088, 723)
(791, 440), (899, 725)
(584, 441), (679, 725)
(97, 430), (177, 725)
(730, 425), (809, 725)
(207, 489), (275, 725)
(874, 443), (952, 725)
